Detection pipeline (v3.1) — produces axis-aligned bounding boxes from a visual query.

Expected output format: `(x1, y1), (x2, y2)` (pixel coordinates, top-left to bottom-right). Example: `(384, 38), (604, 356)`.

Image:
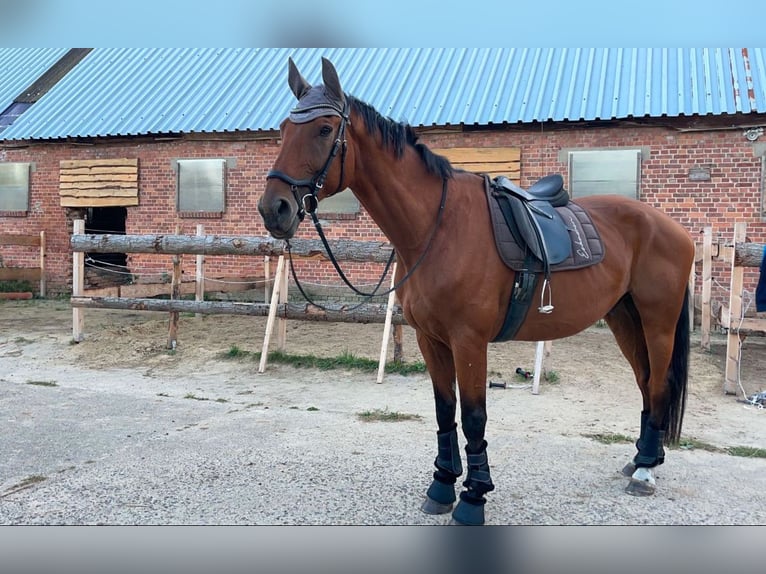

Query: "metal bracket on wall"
(743, 127), (763, 141)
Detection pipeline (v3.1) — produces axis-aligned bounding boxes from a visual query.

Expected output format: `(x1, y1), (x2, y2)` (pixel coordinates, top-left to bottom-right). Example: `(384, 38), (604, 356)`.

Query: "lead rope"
(285, 177), (449, 311)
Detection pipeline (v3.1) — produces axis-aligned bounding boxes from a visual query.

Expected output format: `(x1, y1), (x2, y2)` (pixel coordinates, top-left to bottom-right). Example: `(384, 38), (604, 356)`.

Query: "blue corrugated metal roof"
(0, 48), (69, 128)
(1, 48), (765, 141)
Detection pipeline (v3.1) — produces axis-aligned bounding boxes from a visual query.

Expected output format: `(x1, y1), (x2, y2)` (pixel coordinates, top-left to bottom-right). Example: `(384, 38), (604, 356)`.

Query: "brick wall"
(2, 118), (765, 317)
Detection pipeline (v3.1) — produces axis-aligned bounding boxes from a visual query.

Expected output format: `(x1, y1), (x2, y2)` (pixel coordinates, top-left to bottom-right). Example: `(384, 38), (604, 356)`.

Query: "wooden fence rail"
(70, 233), (394, 262)
(69, 221), (407, 382)
(70, 296), (405, 324)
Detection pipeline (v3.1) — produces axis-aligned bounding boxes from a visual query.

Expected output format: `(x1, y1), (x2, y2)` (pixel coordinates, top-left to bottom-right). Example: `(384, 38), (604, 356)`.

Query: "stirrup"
(538, 277), (554, 313)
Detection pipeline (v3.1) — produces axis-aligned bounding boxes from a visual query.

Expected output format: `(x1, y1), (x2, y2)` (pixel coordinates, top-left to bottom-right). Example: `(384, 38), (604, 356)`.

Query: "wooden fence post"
(72, 220), (85, 342)
(39, 230), (46, 298)
(723, 222), (746, 395)
(167, 225), (182, 350)
(276, 255), (289, 351)
(264, 256), (271, 303)
(701, 227), (712, 351)
(259, 255), (285, 373)
(688, 265), (695, 332)
(377, 262), (398, 383)
(195, 224), (204, 317)
(531, 341), (550, 395)
(392, 323), (403, 363)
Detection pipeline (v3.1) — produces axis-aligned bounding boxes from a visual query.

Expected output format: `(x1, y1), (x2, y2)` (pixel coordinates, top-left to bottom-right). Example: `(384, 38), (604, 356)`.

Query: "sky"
(0, 0), (762, 47)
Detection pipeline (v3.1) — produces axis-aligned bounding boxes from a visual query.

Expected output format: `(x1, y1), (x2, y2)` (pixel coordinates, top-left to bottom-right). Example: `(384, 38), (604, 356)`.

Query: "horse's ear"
(288, 57), (312, 100)
(321, 57), (345, 107)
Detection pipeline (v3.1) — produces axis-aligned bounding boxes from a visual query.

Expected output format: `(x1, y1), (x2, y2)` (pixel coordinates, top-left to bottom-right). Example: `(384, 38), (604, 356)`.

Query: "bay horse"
(258, 57), (694, 525)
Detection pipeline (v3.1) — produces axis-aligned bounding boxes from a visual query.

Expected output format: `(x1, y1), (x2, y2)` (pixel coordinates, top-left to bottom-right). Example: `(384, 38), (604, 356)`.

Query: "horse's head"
(258, 57), (351, 239)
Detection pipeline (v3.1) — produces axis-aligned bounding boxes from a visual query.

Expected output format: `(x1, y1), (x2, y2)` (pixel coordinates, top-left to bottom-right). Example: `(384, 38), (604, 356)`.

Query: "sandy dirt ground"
(1, 299), (765, 524)
(18, 299), (763, 449)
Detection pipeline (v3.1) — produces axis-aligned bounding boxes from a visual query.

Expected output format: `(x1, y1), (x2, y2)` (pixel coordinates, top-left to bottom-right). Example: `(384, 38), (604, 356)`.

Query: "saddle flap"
(526, 201), (572, 265)
(503, 194), (572, 266)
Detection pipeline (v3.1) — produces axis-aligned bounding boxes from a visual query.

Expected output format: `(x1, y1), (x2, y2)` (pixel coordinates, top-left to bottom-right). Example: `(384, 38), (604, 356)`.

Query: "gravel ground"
(1, 301), (765, 525)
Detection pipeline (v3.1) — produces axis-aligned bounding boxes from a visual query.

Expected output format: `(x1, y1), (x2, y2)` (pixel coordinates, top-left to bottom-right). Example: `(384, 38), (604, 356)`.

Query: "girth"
(485, 174), (605, 341)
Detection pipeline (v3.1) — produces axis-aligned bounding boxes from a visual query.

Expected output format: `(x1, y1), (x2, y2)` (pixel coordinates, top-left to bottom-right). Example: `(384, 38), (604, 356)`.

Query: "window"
(568, 149), (642, 199)
(176, 159), (226, 216)
(317, 188), (359, 218)
(0, 162), (31, 214)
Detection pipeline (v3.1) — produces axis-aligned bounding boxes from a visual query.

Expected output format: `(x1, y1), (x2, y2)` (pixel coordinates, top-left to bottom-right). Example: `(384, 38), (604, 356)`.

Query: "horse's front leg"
(417, 332), (463, 515)
(451, 342), (495, 526)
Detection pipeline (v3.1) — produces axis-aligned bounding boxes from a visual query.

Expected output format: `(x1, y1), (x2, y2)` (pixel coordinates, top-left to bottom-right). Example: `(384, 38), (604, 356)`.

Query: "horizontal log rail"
(731, 242), (765, 267)
(71, 233), (394, 263)
(70, 296), (407, 325)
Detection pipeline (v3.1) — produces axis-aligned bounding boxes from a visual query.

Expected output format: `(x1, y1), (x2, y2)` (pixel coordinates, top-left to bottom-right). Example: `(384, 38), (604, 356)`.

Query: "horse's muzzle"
(258, 194), (300, 239)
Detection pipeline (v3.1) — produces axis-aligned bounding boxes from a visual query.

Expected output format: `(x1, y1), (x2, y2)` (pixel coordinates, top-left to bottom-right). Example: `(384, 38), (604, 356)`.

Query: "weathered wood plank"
(435, 147), (521, 162)
(61, 166), (138, 176)
(60, 176), (138, 186)
(720, 306), (766, 335)
(60, 197), (140, 207)
(453, 162), (520, 173)
(60, 188), (138, 197)
(61, 158), (137, 168)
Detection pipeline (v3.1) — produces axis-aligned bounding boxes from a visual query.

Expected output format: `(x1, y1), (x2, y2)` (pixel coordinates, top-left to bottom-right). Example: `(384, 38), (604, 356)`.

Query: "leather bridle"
(265, 101), (349, 221)
(264, 98), (449, 308)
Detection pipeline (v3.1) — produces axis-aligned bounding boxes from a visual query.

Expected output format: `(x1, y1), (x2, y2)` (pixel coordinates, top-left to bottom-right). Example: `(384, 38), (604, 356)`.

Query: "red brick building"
(2, 49), (765, 317)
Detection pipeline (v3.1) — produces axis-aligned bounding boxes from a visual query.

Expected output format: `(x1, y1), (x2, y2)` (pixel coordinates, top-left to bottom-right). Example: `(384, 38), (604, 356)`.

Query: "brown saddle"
(485, 175), (604, 273)
(484, 174), (605, 342)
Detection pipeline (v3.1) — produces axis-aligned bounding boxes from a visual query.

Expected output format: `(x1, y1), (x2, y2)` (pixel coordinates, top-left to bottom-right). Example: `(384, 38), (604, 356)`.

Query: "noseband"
(266, 102), (349, 221)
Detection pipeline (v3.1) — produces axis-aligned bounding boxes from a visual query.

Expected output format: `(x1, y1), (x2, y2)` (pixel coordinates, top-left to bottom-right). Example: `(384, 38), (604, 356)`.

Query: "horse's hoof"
(421, 496), (453, 515)
(625, 478), (656, 496)
(450, 499), (485, 526)
(621, 462), (636, 477)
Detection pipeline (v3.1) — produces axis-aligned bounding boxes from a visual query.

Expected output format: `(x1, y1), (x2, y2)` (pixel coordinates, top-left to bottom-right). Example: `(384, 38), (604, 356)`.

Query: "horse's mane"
(348, 95), (453, 180)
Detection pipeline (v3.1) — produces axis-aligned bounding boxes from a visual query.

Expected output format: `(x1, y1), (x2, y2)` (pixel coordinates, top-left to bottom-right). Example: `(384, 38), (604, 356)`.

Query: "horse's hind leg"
(626, 288), (689, 496)
(417, 333), (463, 515)
(606, 289), (690, 496)
(604, 296), (656, 494)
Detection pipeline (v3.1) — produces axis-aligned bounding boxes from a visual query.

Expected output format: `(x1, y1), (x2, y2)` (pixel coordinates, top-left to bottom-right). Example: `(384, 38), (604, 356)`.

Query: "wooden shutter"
(433, 147), (520, 183)
(59, 158), (138, 207)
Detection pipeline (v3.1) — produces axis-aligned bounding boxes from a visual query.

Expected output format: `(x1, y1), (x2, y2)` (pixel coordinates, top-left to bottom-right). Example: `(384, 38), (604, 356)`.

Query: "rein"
(286, 177), (449, 310)
(267, 101), (449, 310)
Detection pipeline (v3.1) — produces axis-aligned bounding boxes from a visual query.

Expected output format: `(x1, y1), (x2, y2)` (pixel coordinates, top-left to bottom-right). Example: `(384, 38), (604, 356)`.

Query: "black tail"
(665, 287), (690, 445)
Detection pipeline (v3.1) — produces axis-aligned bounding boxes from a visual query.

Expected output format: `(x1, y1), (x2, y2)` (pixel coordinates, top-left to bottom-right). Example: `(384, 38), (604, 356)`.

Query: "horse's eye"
(319, 125), (333, 137)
